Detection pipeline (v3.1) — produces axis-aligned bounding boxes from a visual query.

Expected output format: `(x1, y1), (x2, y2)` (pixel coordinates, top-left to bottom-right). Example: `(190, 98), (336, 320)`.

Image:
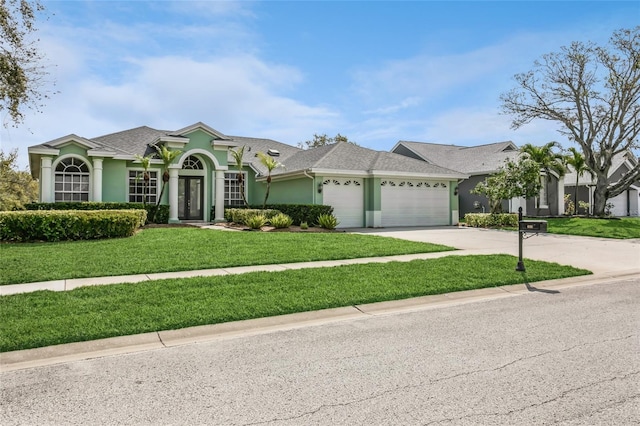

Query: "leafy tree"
(1, 0), (51, 127)
(153, 144), (181, 221)
(501, 27), (640, 216)
(229, 145), (249, 208)
(472, 157), (541, 214)
(256, 151), (283, 209)
(520, 142), (566, 215)
(0, 148), (38, 210)
(133, 154), (153, 207)
(564, 147), (594, 215)
(297, 133), (358, 149)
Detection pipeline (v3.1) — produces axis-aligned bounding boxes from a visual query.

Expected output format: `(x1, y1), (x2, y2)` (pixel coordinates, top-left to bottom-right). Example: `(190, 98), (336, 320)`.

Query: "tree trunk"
(592, 178), (609, 217)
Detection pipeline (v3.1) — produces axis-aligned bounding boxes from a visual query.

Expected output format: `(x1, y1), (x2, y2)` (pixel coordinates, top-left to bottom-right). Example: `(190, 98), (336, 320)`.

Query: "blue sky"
(2, 0), (638, 169)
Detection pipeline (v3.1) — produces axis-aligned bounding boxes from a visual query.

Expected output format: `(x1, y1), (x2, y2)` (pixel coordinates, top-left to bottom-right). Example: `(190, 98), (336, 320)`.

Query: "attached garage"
(322, 178), (364, 228)
(381, 179), (450, 227)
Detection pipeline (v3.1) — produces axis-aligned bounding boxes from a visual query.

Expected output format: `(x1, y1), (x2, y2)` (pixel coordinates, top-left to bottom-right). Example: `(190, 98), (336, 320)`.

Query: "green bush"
(0, 210), (147, 242)
(270, 213), (293, 229)
(300, 221), (309, 230)
(226, 208), (281, 225)
(464, 213), (518, 228)
(24, 202), (168, 224)
(245, 214), (267, 230)
(317, 213), (339, 230)
(224, 204), (333, 226)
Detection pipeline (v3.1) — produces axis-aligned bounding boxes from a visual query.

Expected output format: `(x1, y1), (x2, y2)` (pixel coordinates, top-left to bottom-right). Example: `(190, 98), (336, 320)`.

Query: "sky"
(2, 0), (638, 170)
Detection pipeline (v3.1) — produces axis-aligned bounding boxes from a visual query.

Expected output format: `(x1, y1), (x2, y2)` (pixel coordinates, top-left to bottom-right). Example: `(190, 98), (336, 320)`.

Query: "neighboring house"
(391, 140), (565, 217)
(564, 151), (640, 217)
(27, 122), (467, 228)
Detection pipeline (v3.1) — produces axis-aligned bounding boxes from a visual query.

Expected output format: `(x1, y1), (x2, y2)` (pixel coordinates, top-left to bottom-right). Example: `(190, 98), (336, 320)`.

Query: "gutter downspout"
(303, 170), (315, 204)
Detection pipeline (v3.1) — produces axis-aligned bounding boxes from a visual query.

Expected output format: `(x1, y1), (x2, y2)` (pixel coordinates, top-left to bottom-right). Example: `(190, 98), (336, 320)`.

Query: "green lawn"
(542, 217), (640, 239)
(0, 254), (590, 352)
(0, 228), (454, 285)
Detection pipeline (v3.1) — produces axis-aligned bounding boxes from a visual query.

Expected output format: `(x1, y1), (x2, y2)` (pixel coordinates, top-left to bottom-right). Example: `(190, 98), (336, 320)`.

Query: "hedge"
(0, 210), (147, 242)
(464, 213), (519, 228)
(24, 202), (169, 224)
(223, 204), (334, 226)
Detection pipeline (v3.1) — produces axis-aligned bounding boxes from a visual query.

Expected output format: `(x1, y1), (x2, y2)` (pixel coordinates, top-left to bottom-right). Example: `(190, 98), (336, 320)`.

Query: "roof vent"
(268, 149), (280, 157)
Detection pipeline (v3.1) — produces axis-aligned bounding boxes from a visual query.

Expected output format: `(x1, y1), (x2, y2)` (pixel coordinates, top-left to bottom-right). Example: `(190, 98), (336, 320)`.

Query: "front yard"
(0, 227), (455, 285)
(542, 217), (640, 239)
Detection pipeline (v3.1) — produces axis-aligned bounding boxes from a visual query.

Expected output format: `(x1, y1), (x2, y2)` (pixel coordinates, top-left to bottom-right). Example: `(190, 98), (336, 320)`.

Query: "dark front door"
(178, 176), (204, 220)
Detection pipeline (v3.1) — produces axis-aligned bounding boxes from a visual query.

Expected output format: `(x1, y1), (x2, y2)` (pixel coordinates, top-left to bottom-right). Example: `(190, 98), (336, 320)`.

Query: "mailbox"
(519, 220), (547, 233)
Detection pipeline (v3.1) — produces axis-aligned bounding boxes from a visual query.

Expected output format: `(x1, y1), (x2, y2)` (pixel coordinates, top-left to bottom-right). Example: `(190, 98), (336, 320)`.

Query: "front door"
(178, 176), (204, 221)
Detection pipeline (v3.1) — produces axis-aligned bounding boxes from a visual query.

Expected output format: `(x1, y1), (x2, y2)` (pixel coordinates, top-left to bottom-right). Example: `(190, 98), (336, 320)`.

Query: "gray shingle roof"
(266, 142), (466, 178)
(395, 140), (520, 175)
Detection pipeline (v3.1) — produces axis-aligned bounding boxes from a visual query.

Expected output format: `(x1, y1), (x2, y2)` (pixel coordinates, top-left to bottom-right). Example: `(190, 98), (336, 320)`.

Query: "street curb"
(2, 270), (638, 373)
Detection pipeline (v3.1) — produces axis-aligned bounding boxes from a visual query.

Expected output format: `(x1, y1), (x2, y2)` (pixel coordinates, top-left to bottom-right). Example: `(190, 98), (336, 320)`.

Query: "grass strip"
(0, 254), (590, 352)
(543, 217), (640, 239)
(0, 228), (454, 285)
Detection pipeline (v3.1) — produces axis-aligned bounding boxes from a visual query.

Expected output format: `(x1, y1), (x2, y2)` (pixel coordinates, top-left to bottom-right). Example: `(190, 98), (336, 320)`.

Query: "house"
(27, 122), (467, 228)
(391, 140), (565, 217)
(564, 151), (640, 216)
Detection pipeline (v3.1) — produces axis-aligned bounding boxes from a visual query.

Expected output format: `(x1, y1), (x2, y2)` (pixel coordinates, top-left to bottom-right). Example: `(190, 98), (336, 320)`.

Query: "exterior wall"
(365, 177), (381, 227)
(263, 177), (314, 204)
(391, 145), (424, 161)
(458, 175), (508, 217)
(183, 131), (229, 168)
(449, 180), (459, 225)
(564, 185), (591, 214)
(102, 159), (128, 202)
(525, 175), (560, 216)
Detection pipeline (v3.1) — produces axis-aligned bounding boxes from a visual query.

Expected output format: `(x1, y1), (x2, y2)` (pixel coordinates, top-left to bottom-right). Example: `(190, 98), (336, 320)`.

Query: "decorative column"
(215, 170), (225, 222)
(92, 158), (103, 202)
(40, 156), (53, 202)
(557, 176), (565, 215)
(168, 166), (180, 223)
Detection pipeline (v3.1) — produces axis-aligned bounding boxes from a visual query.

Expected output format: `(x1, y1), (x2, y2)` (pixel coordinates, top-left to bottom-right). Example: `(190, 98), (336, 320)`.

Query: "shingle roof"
(267, 142), (466, 178)
(395, 140), (520, 175)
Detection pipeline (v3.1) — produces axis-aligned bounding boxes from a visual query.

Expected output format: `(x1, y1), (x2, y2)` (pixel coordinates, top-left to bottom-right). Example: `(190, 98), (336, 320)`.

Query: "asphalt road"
(2, 278), (638, 425)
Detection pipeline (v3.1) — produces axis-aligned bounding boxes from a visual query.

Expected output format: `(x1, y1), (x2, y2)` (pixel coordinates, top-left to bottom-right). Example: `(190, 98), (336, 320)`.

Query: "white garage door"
(381, 179), (450, 227)
(322, 178), (364, 228)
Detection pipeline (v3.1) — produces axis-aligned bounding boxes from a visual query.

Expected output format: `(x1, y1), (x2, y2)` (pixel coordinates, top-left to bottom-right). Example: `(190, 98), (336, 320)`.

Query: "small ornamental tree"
(472, 158), (542, 214)
(230, 145), (249, 208)
(256, 151), (283, 209)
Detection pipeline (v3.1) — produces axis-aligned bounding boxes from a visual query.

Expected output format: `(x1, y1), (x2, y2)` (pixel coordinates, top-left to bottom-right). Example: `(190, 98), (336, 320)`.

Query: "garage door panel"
(322, 178), (364, 228)
(381, 180), (449, 227)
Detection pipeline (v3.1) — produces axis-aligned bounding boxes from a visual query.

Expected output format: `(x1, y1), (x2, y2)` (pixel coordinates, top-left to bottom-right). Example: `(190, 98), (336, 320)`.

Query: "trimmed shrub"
(464, 213), (518, 228)
(24, 202), (168, 224)
(226, 208), (281, 225)
(224, 204), (333, 226)
(245, 214), (267, 230)
(300, 221), (309, 230)
(317, 213), (339, 230)
(270, 213), (293, 229)
(0, 210), (147, 242)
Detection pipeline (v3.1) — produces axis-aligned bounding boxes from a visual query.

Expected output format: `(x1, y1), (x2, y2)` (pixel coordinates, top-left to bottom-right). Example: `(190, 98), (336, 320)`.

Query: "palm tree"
(256, 151), (282, 209)
(230, 146), (249, 208)
(134, 154), (153, 207)
(153, 144), (181, 222)
(564, 147), (594, 215)
(520, 142), (566, 215)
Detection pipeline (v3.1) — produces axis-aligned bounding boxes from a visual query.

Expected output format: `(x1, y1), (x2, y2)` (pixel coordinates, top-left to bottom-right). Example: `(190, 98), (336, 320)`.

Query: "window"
(55, 158), (90, 202)
(224, 171), (247, 206)
(182, 156), (203, 170)
(128, 170), (158, 204)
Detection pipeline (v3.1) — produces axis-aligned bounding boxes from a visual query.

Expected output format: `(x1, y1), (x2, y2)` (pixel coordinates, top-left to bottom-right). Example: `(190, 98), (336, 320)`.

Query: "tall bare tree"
(501, 27), (640, 216)
(1, 0), (51, 127)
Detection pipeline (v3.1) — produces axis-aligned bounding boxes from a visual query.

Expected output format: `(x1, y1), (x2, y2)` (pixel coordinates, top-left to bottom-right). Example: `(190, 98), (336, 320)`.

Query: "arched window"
(55, 157), (90, 201)
(182, 156), (203, 170)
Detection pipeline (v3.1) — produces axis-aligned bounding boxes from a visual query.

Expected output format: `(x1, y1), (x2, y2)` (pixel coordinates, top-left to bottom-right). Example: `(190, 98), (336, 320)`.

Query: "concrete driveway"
(353, 226), (640, 276)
